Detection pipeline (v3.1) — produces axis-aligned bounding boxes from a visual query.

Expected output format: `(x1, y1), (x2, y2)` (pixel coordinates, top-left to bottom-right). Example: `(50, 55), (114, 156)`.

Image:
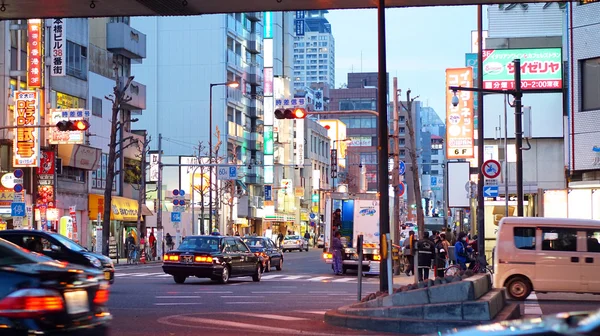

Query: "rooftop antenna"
(360, 50), (363, 73)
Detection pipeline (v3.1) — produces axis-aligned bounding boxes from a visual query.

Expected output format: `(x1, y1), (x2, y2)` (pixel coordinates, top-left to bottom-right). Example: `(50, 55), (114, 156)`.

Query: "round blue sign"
(172, 189), (179, 196)
(13, 169), (23, 178)
(14, 184), (23, 193)
(179, 190), (185, 196)
(173, 199), (180, 205)
(398, 182), (405, 197)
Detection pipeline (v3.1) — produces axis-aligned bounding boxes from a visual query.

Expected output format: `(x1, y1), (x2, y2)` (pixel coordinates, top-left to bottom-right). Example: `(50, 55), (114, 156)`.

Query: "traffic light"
(56, 120), (90, 132)
(274, 107), (307, 120)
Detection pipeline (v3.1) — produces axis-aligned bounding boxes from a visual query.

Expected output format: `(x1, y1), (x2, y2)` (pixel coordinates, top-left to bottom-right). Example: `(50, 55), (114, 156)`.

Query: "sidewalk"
(111, 258), (162, 268)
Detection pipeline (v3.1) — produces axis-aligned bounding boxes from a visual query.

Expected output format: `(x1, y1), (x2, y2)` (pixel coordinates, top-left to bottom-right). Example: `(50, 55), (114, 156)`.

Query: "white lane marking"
(224, 302), (272, 304)
(171, 316), (330, 335)
(155, 296), (201, 299)
(331, 278), (354, 283)
(327, 293), (353, 296)
(133, 272), (164, 277)
(295, 310), (327, 315)
(524, 292), (543, 315)
(261, 274), (284, 279)
(226, 312), (307, 321)
(157, 274), (172, 277)
(309, 291), (347, 294)
(281, 275), (304, 280)
(221, 296), (264, 299)
(251, 291), (291, 294)
(307, 276), (332, 281)
(154, 303), (203, 306)
(194, 291), (233, 294)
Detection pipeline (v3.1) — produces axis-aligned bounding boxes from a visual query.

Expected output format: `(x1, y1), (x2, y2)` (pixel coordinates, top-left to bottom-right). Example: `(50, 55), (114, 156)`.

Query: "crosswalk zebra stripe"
(225, 312), (307, 321)
(281, 275), (303, 280)
(307, 276), (332, 281)
(260, 274), (283, 279)
(331, 277), (354, 283)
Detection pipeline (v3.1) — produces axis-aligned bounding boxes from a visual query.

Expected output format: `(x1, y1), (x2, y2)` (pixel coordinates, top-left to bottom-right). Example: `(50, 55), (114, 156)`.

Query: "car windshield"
(285, 235), (300, 240)
(0, 239), (39, 266)
(243, 238), (265, 247)
(50, 233), (86, 252)
(178, 237), (221, 252)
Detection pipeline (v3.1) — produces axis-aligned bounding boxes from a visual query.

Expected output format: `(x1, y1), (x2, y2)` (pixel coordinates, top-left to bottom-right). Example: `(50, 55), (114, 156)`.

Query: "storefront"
(263, 213), (296, 241)
(88, 194), (153, 258)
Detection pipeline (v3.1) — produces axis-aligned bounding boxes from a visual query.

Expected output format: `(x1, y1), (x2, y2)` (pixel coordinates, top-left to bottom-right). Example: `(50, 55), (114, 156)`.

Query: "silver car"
(281, 235), (309, 252)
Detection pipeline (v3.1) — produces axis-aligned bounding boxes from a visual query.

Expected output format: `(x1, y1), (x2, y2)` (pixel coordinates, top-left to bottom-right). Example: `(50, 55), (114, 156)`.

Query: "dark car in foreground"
(436, 310), (600, 336)
(162, 235), (262, 284)
(0, 230), (115, 284)
(0, 237), (111, 336)
(242, 236), (284, 272)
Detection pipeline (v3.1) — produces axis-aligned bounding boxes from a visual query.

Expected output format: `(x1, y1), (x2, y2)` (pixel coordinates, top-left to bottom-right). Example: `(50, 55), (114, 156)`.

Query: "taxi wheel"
(265, 260), (271, 272)
(276, 258), (283, 271)
(506, 276), (532, 301)
(216, 266), (230, 284)
(173, 275), (186, 284)
(252, 264), (262, 282)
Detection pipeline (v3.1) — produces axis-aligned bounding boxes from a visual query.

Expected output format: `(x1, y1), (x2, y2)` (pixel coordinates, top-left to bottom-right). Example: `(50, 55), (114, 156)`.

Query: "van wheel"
(506, 276), (532, 301)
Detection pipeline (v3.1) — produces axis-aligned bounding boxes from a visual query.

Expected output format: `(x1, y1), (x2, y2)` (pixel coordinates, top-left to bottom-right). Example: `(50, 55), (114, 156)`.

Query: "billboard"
(446, 68), (475, 159)
(447, 161), (471, 208)
(50, 19), (66, 77)
(482, 48), (562, 90)
(149, 153), (159, 182)
(14, 91), (40, 167)
(27, 19), (43, 88)
(48, 109), (91, 144)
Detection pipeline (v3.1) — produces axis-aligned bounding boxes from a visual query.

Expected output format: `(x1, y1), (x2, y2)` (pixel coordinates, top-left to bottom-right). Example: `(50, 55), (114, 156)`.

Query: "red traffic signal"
(274, 107), (307, 120)
(56, 120), (90, 132)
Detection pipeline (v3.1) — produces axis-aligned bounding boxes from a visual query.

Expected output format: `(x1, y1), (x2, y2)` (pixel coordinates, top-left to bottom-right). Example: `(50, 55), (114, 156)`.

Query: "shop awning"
(141, 205), (153, 216)
(264, 214), (296, 222)
(58, 145), (101, 171)
(88, 194), (140, 222)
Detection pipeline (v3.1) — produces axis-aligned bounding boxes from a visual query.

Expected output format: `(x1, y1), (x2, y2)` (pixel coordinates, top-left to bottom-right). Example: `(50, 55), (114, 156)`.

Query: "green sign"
(263, 12), (273, 39)
(263, 126), (273, 155)
(312, 193), (319, 202)
(482, 48), (562, 90)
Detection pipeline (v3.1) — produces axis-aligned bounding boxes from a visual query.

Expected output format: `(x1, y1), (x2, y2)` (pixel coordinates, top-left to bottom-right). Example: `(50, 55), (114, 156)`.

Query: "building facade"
(292, 10), (335, 95)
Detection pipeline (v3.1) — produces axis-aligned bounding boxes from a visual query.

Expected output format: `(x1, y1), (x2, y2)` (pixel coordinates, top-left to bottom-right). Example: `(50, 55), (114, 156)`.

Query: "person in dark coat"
(417, 231), (434, 281)
(433, 235), (447, 278)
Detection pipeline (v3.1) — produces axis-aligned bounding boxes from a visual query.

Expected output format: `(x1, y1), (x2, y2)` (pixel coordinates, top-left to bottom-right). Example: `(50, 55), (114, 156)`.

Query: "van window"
(541, 228), (577, 252)
(514, 227), (536, 250)
(586, 230), (600, 253)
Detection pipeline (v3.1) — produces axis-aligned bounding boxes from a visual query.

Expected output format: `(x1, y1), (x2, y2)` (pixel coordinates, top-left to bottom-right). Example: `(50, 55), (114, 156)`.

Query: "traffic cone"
(140, 251), (146, 264)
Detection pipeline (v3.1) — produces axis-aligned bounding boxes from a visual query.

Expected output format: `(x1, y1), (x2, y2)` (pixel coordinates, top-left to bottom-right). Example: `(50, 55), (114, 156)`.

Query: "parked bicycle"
(445, 253), (493, 276)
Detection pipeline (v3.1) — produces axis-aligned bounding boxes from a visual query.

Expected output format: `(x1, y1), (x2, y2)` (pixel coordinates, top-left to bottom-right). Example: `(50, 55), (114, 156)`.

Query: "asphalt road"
(106, 248), (392, 336)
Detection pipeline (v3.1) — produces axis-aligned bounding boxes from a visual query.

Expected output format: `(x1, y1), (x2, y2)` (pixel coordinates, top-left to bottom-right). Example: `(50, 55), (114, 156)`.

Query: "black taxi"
(162, 235), (262, 284)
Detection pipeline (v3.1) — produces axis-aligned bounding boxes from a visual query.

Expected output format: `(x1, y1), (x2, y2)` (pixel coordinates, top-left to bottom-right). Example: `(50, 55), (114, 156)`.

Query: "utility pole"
(392, 77), (400, 244)
(157, 133), (163, 258)
(401, 90), (425, 239)
(513, 59), (524, 217)
(136, 132), (151, 238)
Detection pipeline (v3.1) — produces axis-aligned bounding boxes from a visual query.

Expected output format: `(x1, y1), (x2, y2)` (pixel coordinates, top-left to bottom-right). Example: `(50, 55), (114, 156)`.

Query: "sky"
(326, 6), (487, 118)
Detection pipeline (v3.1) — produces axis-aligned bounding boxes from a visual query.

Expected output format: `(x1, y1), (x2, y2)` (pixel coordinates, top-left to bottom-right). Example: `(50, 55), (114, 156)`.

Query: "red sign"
(482, 159), (501, 179)
(27, 19), (43, 88)
(37, 150), (55, 175)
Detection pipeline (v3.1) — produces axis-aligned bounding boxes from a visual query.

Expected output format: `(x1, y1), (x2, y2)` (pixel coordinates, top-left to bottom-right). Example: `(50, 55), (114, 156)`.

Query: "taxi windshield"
(178, 237), (221, 252)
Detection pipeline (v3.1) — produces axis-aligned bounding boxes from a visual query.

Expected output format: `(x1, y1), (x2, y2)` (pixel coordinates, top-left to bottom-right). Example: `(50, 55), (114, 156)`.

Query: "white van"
(494, 217), (600, 300)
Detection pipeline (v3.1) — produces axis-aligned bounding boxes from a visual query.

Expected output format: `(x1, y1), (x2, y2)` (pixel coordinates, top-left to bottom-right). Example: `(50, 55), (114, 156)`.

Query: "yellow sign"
(14, 91), (40, 167)
(294, 187), (304, 197)
(300, 212), (309, 221)
(88, 194), (139, 221)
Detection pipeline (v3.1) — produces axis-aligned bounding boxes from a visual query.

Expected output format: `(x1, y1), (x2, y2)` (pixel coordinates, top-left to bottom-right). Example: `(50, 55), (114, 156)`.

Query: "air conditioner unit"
(56, 158), (63, 175)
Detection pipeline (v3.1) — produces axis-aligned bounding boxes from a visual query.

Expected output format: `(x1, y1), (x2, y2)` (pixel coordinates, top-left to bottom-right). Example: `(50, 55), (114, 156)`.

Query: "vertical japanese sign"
(51, 19), (66, 77)
(14, 91), (40, 167)
(446, 68), (474, 159)
(27, 19), (43, 88)
(295, 119), (305, 166)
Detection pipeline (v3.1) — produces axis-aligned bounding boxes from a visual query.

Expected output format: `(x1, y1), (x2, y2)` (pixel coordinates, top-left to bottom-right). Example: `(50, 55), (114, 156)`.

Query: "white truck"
(322, 195), (381, 275)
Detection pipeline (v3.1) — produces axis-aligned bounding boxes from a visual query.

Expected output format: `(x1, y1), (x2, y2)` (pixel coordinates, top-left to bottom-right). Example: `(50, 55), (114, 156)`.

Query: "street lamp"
(209, 81), (239, 232)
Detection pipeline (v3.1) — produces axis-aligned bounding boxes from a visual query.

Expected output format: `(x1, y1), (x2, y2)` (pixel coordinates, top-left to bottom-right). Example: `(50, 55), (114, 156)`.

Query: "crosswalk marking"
(261, 274), (283, 279)
(524, 292), (543, 315)
(155, 296), (201, 299)
(331, 277), (354, 283)
(154, 302), (202, 306)
(114, 271), (380, 283)
(132, 272), (163, 277)
(295, 310), (327, 315)
(307, 276), (331, 281)
(171, 315), (333, 335)
(226, 312), (308, 321)
(281, 275), (303, 280)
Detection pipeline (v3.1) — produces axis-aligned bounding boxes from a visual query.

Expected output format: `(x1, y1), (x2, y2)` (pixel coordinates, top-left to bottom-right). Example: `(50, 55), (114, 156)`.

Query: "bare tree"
(399, 90), (425, 239)
(101, 63), (136, 256)
(125, 132), (155, 238)
(212, 126), (223, 232)
(220, 142), (241, 236)
(192, 141), (210, 235)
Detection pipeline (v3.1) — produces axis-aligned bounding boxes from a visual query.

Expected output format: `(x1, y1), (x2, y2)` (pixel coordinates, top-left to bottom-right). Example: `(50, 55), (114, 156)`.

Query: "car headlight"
(85, 255), (102, 268)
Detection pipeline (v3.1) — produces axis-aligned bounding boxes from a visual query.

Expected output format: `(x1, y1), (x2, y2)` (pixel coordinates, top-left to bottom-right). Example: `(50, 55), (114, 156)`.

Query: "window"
(581, 58), (600, 111)
(541, 227), (577, 252)
(66, 41), (87, 80)
(432, 149), (439, 155)
(91, 153), (116, 191)
(513, 227), (536, 250)
(586, 230), (600, 253)
(236, 240), (250, 253)
(92, 97), (102, 117)
(58, 166), (86, 182)
(360, 153), (377, 164)
(109, 17), (130, 25)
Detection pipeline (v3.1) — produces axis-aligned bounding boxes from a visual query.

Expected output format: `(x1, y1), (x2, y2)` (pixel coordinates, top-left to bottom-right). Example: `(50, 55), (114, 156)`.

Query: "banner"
(27, 19), (43, 88)
(446, 68), (475, 159)
(482, 48), (562, 90)
(51, 19), (66, 77)
(48, 109), (91, 144)
(14, 91), (40, 167)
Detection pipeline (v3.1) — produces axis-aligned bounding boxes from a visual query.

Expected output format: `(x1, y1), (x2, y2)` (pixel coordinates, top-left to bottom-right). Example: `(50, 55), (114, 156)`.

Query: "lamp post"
(209, 81), (239, 232)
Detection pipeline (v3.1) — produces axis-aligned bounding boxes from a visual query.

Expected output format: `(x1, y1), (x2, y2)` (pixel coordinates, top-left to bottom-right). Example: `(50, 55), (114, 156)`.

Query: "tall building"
(130, 13), (267, 235)
(564, 1), (600, 218)
(292, 10), (335, 94)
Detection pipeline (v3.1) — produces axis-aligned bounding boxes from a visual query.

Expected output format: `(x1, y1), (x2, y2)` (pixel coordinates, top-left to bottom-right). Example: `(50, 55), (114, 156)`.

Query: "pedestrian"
(417, 231), (434, 281)
(235, 231), (240, 236)
(440, 233), (450, 266)
(433, 235), (447, 278)
(304, 231), (311, 247)
(331, 231), (344, 275)
(165, 233), (174, 251)
(149, 232), (156, 260)
(402, 230), (415, 276)
(455, 232), (473, 270)
(277, 232), (284, 248)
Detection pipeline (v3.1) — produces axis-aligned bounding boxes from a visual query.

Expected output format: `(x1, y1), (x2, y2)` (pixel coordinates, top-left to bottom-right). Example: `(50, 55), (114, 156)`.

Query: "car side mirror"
(51, 245), (61, 252)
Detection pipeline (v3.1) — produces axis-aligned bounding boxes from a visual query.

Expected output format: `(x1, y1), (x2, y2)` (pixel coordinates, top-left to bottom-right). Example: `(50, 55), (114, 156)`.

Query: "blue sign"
(295, 11), (305, 19)
(228, 167), (237, 179)
(294, 19), (305, 36)
(309, 213), (317, 220)
(398, 182), (405, 197)
(264, 185), (272, 201)
(465, 53), (479, 129)
(483, 186), (499, 197)
(171, 212), (181, 223)
(399, 161), (406, 175)
(431, 176), (438, 187)
(263, 12), (273, 39)
(11, 202), (25, 217)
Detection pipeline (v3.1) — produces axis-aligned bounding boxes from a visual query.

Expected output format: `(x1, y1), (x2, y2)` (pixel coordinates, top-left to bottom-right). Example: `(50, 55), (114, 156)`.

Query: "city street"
(106, 249), (600, 335)
(107, 249), (390, 336)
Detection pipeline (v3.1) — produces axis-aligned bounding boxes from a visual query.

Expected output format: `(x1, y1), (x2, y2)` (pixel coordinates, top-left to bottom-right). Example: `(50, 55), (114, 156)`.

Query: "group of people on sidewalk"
(403, 230), (478, 281)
